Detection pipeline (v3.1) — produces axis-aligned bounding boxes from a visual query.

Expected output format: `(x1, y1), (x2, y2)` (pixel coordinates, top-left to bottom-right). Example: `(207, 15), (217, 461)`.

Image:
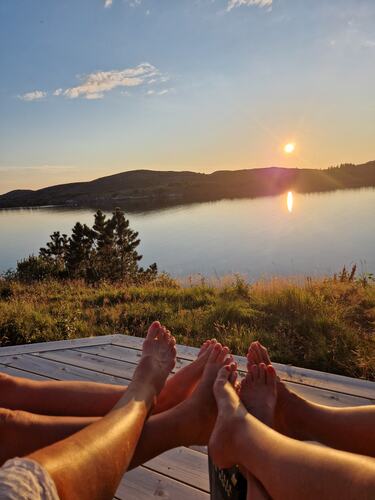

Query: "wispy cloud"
(104, 0), (142, 8)
(226, 0), (272, 12)
(146, 88), (173, 96)
(62, 63), (159, 99)
(20, 63), (166, 102)
(19, 90), (46, 101)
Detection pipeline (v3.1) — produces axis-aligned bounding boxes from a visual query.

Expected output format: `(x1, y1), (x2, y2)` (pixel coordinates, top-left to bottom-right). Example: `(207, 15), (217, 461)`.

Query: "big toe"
(147, 321), (162, 340)
(214, 365), (231, 394)
(266, 364), (277, 387)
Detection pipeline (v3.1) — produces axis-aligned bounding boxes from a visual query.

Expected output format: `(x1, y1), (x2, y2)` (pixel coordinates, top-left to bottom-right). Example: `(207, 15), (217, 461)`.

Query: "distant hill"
(1, 161), (374, 209)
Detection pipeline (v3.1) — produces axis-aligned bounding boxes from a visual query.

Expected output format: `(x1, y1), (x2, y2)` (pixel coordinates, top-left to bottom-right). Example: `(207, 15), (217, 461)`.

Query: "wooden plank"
(76, 344), (190, 372)
(35, 349), (136, 380)
(112, 335), (375, 400)
(77, 344), (143, 364)
(73, 340), (373, 406)
(3, 349), (371, 408)
(144, 447), (209, 492)
(0, 335), (116, 357)
(113, 335), (199, 360)
(283, 380), (373, 407)
(116, 467), (209, 500)
(0, 364), (51, 381)
(243, 359), (375, 402)
(0, 353), (128, 385)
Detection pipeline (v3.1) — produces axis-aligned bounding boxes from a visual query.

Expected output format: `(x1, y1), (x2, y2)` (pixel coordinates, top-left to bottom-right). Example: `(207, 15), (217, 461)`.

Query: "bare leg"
(153, 338), (218, 413)
(129, 342), (233, 469)
(239, 363), (276, 499)
(28, 321), (177, 500)
(0, 409), (98, 466)
(0, 373), (125, 417)
(247, 341), (375, 457)
(210, 366), (375, 500)
(0, 337), (216, 417)
(0, 339), (224, 468)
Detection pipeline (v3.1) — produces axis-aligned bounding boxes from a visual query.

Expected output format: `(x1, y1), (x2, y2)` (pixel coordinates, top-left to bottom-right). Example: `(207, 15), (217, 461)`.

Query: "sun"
(284, 142), (295, 154)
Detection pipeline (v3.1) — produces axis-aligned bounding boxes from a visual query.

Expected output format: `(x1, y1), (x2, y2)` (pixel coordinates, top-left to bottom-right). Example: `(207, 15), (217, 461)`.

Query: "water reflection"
(1, 189), (374, 277)
(287, 191), (293, 213)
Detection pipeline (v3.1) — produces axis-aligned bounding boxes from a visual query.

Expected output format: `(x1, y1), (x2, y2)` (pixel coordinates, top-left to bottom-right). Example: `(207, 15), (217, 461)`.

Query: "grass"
(0, 274), (374, 380)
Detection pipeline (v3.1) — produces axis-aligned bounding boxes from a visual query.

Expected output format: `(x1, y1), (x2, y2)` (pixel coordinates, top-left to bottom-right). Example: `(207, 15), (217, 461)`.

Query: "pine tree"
(40, 231), (68, 265)
(18, 208), (157, 283)
(65, 223), (94, 278)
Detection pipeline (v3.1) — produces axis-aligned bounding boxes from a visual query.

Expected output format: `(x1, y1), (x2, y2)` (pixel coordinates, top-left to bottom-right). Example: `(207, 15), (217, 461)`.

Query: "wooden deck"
(0, 334), (374, 499)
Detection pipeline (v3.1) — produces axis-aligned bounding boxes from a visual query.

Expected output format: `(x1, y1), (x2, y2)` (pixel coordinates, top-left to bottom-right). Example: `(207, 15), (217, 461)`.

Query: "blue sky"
(0, 0), (374, 193)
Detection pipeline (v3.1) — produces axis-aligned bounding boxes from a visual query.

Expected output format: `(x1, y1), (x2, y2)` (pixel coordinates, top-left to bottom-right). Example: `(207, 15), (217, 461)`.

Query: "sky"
(0, 0), (374, 194)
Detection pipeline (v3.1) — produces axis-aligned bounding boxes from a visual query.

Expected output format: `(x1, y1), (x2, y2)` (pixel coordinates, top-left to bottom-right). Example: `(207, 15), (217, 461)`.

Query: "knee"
(0, 408), (17, 428)
(0, 372), (16, 392)
(0, 407), (31, 430)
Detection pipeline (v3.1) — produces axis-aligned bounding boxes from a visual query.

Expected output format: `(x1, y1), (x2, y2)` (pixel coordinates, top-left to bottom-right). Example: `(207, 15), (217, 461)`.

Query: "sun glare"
(287, 191), (293, 213)
(284, 143), (295, 154)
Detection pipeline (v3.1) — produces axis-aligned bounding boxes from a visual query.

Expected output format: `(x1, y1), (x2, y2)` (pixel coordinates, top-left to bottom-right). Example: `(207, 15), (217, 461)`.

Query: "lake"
(0, 188), (374, 279)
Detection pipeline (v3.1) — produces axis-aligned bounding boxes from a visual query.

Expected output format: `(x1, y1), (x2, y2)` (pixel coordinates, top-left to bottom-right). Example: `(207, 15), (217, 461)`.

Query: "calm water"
(0, 189), (374, 278)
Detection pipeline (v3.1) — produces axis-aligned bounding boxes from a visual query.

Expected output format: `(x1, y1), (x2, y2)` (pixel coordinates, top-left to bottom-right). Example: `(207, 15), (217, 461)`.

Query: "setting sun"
(284, 143), (295, 154)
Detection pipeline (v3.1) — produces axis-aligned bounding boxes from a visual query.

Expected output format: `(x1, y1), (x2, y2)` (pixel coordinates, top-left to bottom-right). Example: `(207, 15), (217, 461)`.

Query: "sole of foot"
(209, 364), (247, 469)
(136, 321), (177, 395)
(180, 343), (235, 445)
(247, 341), (271, 371)
(246, 341), (308, 439)
(240, 363), (277, 427)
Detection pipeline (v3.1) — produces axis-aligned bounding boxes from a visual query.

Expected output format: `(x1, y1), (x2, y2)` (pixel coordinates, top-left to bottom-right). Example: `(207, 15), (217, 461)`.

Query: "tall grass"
(0, 275), (374, 380)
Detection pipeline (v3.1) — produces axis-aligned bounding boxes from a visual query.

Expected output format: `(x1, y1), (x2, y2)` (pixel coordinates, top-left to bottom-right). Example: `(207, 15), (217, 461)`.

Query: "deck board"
(112, 335), (375, 401)
(0, 333), (374, 499)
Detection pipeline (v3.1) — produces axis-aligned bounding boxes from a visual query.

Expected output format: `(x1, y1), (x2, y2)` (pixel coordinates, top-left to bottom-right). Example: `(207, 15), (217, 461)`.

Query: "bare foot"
(247, 341), (271, 370)
(208, 365), (248, 469)
(154, 339), (219, 413)
(240, 363), (277, 427)
(247, 341), (309, 439)
(173, 343), (235, 445)
(133, 321), (177, 396)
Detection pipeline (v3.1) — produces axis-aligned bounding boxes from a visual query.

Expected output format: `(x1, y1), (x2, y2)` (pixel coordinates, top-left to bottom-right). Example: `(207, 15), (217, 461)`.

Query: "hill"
(1, 161), (374, 209)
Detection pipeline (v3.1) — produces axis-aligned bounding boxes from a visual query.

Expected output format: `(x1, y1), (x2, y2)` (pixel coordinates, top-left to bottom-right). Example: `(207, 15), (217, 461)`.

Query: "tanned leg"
(0, 333), (216, 417)
(210, 366), (375, 500)
(153, 338), (218, 413)
(0, 338), (224, 467)
(129, 342), (234, 469)
(0, 409), (98, 466)
(247, 341), (375, 457)
(28, 321), (177, 500)
(239, 363), (276, 499)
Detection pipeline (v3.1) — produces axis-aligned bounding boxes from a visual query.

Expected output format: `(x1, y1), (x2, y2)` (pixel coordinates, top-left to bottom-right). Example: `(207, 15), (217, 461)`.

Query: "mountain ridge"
(1, 161), (374, 209)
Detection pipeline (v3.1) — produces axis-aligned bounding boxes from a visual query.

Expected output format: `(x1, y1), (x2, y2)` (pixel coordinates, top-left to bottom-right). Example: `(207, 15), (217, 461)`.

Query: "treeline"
(14, 208), (157, 283)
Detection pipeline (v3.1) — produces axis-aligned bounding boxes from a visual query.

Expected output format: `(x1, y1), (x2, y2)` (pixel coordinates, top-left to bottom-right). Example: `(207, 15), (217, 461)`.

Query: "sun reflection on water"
(287, 191), (293, 213)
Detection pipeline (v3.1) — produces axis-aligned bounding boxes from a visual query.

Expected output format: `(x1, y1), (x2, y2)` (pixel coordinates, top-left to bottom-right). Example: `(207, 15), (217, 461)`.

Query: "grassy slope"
(0, 276), (374, 380)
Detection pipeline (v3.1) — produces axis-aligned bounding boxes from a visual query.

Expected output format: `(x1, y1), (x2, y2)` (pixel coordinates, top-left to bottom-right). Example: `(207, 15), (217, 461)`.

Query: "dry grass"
(0, 275), (374, 380)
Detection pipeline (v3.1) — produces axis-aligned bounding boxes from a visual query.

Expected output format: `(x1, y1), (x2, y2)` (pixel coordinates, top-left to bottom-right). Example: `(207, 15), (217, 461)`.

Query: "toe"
(215, 365), (231, 385)
(165, 329), (173, 342)
(229, 366), (238, 386)
(259, 363), (267, 383)
(146, 321), (161, 340)
(209, 343), (222, 361)
(217, 346), (230, 363)
(250, 363), (259, 381)
(259, 343), (271, 364)
(249, 344), (261, 365)
(266, 364), (276, 386)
